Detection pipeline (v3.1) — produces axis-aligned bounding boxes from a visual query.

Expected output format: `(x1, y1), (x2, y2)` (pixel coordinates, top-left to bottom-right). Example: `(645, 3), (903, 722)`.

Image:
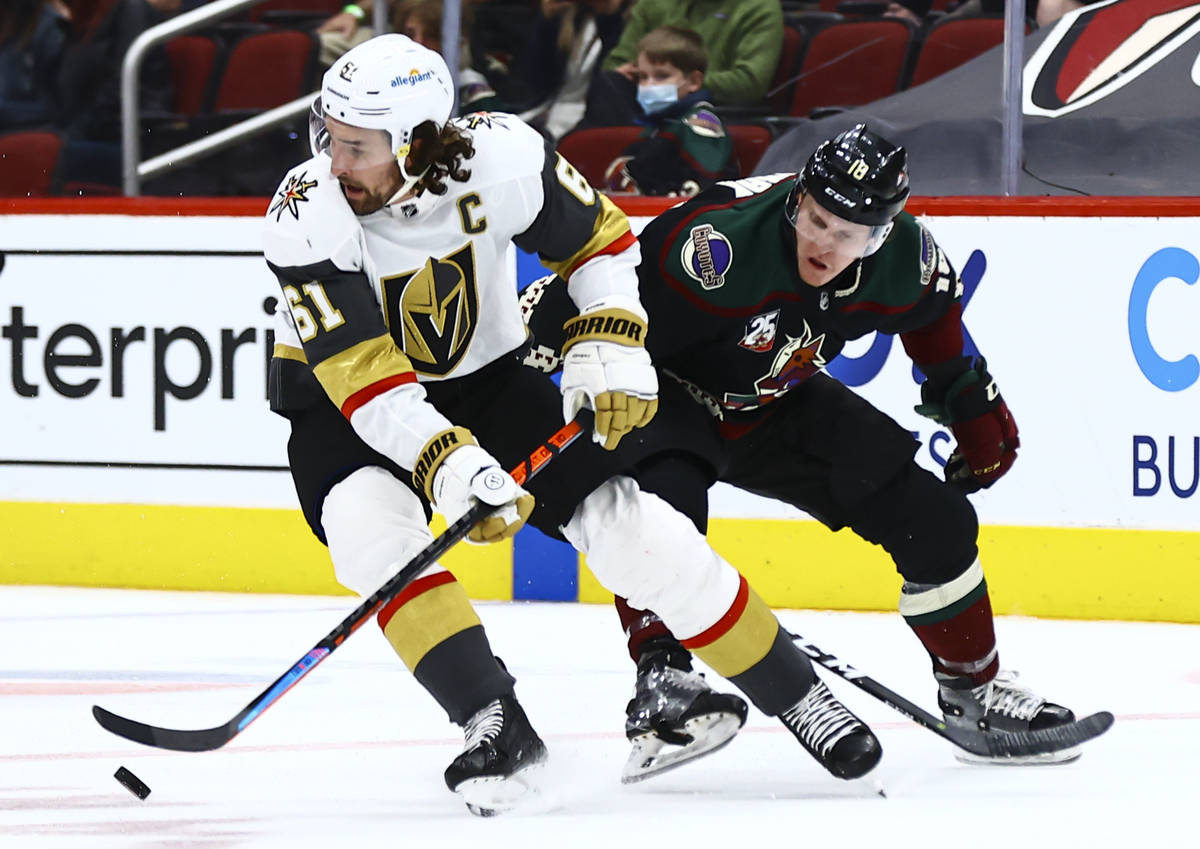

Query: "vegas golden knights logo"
(382, 244), (478, 376)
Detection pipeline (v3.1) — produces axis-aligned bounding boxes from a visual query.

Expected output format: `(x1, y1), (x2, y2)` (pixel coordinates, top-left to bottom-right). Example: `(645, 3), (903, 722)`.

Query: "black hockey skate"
(778, 678), (882, 780)
(444, 696), (548, 816)
(937, 670), (1080, 765)
(622, 641), (749, 784)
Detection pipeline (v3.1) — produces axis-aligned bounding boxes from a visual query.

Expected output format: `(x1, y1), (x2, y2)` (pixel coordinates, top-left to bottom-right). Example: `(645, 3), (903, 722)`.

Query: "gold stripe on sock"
(379, 572), (482, 671)
(682, 576), (779, 678)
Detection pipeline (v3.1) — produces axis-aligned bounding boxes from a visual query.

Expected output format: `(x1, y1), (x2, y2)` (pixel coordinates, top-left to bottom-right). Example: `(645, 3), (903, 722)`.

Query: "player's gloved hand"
(560, 295), (658, 451)
(413, 428), (535, 544)
(914, 357), (1020, 493)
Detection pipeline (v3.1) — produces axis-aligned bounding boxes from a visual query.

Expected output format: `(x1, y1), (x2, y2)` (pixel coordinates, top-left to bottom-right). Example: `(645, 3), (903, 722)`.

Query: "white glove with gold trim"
(560, 295), (659, 451)
(413, 428), (534, 544)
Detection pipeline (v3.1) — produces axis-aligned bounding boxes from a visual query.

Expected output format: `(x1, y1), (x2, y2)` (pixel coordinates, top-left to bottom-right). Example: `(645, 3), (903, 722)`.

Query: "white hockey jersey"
(263, 112), (642, 476)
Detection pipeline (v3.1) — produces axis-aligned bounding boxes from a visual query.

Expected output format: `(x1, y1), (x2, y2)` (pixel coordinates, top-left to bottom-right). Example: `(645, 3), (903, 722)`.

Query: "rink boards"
(1, 196), (1197, 623)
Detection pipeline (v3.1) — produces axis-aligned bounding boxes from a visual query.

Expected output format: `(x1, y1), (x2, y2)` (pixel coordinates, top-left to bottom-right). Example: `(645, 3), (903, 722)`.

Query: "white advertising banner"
(1, 212), (1197, 531)
(0, 215), (293, 508)
(841, 215), (1198, 533)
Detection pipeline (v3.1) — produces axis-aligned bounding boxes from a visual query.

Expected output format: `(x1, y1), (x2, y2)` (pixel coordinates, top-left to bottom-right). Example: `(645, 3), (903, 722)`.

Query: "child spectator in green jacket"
(604, 26), (738, 197)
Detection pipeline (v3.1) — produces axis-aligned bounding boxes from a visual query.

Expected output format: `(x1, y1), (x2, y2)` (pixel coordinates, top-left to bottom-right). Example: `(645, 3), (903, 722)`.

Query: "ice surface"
(1, 587), (1195, 848)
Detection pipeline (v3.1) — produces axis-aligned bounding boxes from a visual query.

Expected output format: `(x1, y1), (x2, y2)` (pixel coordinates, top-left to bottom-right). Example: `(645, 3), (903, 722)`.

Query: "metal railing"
(120, 0), (453, 196)
(1000, 0), (1025, 196)
(121, 0), (268, 195)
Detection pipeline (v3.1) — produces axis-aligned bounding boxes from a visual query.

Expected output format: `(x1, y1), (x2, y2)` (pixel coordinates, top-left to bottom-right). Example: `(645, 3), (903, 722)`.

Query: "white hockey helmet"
(311, 34), (454, 181)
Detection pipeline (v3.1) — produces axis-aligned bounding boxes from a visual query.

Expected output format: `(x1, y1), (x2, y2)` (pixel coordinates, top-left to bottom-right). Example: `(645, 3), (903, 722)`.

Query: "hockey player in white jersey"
(263, 34), (882, 816)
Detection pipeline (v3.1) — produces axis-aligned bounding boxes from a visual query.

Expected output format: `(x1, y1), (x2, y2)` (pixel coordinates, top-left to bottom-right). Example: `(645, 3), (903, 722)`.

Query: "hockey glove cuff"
(415, 427), (535, 544)
(561, 296), (659, 451)
(914, 357), (1020, 493)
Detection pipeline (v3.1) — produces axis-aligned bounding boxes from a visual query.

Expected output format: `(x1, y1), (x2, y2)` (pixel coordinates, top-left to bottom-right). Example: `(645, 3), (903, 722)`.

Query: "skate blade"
(954, 746), (1082, 766)
(621, 712), (743, 785)
(457, 761), (549, 817)
(847, 775), (888, 798)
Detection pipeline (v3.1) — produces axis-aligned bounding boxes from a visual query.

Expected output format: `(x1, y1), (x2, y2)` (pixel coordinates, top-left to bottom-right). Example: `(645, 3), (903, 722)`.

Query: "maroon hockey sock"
(904, 583), (1000, 686)
(614, 596), (676, 663)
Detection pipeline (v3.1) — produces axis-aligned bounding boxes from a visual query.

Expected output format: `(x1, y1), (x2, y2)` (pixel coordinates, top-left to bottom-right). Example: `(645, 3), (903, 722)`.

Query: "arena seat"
(788, 18), (918, 117)
(0, 131), (64, 197)
(908, 16), (1022, 88)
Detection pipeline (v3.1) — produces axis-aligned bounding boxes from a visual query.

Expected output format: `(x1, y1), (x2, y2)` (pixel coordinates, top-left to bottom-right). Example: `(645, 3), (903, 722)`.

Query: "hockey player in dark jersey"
(263, 36), (885, 815)
(521, 124), (1090, 778)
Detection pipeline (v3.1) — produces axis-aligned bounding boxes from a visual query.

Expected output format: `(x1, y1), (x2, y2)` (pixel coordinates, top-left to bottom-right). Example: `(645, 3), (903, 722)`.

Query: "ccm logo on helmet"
(822, 186), (855, 209)
(392, 68), (435, 87)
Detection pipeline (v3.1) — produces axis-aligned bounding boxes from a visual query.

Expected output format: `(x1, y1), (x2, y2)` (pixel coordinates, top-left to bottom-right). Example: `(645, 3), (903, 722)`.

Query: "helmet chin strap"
(385, 144), (429, 207)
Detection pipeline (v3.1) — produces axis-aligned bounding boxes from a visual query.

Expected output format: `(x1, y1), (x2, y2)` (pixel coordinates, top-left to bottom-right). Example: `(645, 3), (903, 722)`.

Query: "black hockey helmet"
(787, 124), (910, 228)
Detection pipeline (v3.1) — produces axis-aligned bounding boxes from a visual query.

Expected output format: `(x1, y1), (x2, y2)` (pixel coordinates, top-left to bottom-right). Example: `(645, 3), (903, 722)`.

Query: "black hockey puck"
(114, 766), (151, 800)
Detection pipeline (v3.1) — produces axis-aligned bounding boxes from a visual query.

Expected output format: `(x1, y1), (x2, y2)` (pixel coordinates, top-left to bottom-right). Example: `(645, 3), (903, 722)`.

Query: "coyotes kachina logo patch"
(724, 320), (827, 410)
(270, 173), (318, 221)
(382, 244), (479, 376)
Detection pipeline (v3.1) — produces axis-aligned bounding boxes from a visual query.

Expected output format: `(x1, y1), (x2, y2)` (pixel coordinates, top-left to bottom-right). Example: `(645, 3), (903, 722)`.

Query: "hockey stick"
(789, 632), (1114, 759)
(93, 419), (585, 753)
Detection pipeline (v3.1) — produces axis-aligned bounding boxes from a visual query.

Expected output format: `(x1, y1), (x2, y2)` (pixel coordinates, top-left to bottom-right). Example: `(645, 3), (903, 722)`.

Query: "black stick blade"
(975, 710), (1115, 759)
(92, 705), (235, 752)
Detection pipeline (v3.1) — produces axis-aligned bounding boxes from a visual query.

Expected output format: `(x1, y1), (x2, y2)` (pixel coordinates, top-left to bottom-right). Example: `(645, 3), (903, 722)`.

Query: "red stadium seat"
(767, 25), (809, 114)
(165, 35), (220, 116)
(908, 16), (1023, 88)
(558, 123), (764, 188)
(211, 30), (320, 112)
(789, 19), (917, 117)
(0, 131), (64, 197)
(556, 127), (640, 188)
(728, 125), (773, 176)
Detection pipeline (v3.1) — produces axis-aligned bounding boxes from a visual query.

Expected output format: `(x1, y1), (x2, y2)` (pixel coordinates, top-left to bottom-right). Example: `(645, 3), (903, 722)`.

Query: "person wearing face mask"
(603, 26), (737, 197)
(580, 0), (782, 129)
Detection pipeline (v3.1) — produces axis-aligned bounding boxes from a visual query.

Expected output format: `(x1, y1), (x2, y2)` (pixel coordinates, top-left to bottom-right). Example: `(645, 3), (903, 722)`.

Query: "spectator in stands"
(603, 26), (736, 197)
(505, 0), (628, 141)
(1029, 0), (1094, 26)
(0, 0), (66, 131)
(947, 0), (1092, 26)
(882, 1), (931, 26)
(583, 0), (782, 127)
(317, 0), (507, 115)
(392, 0), (504, 114)
(54, 0), (172, 188)
(317, 0), (498, 66)
(317, 0), (377, 64)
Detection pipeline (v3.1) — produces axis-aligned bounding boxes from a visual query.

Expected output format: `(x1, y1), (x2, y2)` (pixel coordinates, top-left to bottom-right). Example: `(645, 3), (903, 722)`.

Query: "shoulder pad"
(715, 172), (794, 198)
(449, 112), (546, 187)
(890, 212), (947, 287)
(263, 156), (362, 271)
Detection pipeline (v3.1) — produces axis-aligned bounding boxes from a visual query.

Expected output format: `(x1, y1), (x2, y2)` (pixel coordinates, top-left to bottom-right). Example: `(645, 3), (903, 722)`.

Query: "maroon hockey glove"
(915, 358), (1020, 493)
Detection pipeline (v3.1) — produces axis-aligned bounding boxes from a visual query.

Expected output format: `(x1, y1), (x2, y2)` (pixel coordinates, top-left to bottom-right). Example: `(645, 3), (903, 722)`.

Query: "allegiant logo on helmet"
(392, 68), (435, 87)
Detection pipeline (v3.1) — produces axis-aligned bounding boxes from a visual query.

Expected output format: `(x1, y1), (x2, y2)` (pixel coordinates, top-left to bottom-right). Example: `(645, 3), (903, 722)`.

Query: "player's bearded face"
(325, 117), (404, 215)
(792, 193), (873, 287)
